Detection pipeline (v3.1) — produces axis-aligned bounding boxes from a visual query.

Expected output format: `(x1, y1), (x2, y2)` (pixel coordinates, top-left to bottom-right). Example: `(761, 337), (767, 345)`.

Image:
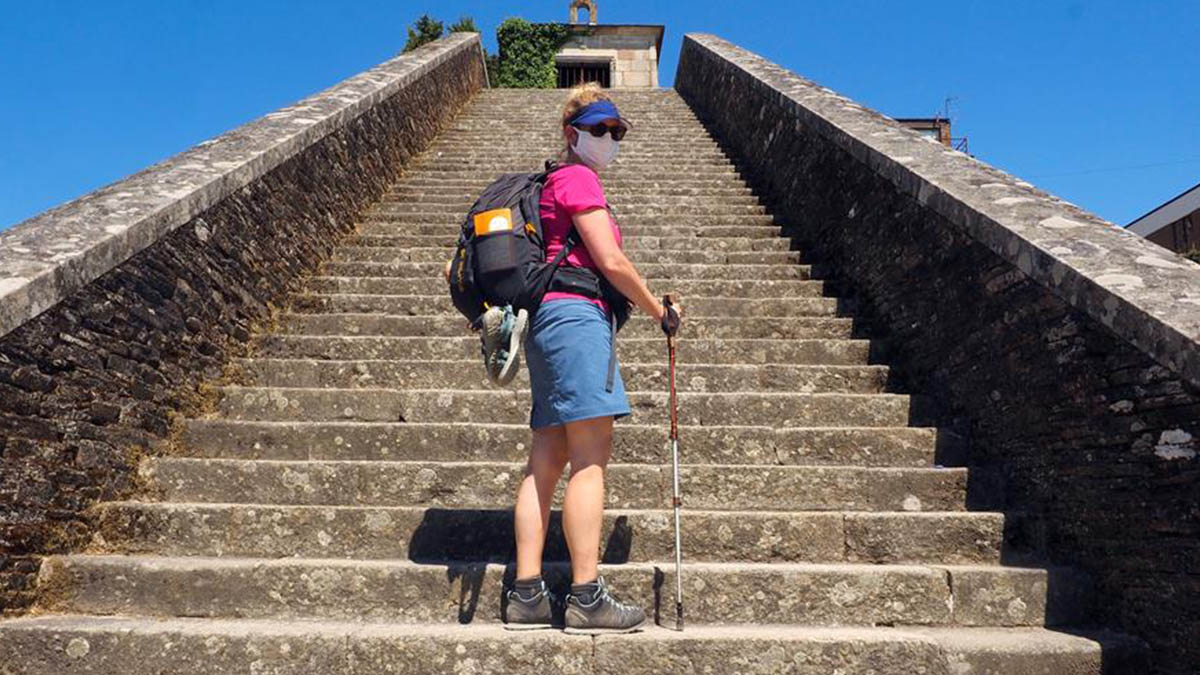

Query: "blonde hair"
(558, 82), (611, 163)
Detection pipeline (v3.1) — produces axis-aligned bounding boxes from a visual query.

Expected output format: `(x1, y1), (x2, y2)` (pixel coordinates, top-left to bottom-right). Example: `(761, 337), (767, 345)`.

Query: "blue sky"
(2, 1), (1197, 230)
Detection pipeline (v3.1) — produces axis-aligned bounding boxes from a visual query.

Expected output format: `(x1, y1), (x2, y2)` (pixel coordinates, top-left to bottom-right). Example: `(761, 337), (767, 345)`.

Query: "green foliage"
(403, 14), (445, 53)
(449, 16), (480, 33)
(494, 18), (572, 88)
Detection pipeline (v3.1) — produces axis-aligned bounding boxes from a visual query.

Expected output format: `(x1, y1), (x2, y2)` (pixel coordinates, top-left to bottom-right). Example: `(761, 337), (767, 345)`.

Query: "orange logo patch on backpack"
(473, 208), (514, 236)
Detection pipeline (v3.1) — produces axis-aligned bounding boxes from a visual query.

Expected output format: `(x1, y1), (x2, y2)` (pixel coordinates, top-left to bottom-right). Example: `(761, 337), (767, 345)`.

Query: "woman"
(501, 83), (681, 634)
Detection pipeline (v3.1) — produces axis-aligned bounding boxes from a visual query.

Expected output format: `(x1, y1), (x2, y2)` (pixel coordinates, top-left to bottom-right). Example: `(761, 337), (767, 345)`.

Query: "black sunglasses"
(573, 123), (626, 142)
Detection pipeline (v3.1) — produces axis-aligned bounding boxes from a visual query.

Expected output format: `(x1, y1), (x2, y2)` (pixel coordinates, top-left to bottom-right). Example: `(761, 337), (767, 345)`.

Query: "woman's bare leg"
(513, 425), (568, 580)
(562, 415), (614, 584)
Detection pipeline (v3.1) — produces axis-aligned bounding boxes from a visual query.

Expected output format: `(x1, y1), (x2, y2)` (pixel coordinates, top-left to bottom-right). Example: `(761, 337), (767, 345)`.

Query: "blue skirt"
(525, 299), (632, 430)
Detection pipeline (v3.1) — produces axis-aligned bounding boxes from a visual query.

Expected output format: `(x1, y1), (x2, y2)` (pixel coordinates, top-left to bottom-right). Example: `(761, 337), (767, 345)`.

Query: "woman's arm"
(571, 207), (674, 322)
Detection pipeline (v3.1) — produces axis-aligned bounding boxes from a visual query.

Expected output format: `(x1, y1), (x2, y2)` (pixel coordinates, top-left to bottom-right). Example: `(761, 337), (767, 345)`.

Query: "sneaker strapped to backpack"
(446, 160), (631, 387)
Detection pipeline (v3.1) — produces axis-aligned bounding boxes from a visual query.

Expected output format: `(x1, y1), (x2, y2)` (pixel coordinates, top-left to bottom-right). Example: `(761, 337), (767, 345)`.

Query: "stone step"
(35, 555), (1085, 627)
(303, 277), (821, 298)
(381, 191), (760, 205)
(370, 201), (765, 215)
(276, 313), (853, 339)
(425, 139), (723, 151)
(441, 127), (710, 136)
(92, 502), (1004, 564)
(352, 233), (787, 251)
(251, 334), (868, 364)
(355, 224), (785, 242)
(400, 168), (743, 182)
(0, 616), (1144, 675)
(320, 260), (812, 280)
(402, 169), (742, 182)
(413, 150), (731, 163)
(341, 234), (789, 252)
(409, 155), (734, 167)
(213, 387), (909, 426)
(287, 292), (836, 318)
(231, 358), (884, 393)
(443, 123), (710, 132)
(332, 246), (803, 265)
(395, 176), (752, 191)
(178, 420), (939, 467)
(387, 184), (756, 198)
(360, 211), (778, 227)
(142, 458), (960, 511)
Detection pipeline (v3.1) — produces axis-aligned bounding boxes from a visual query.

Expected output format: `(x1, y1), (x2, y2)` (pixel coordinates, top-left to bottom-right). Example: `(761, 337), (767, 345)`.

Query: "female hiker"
(499, 83), (682, 634)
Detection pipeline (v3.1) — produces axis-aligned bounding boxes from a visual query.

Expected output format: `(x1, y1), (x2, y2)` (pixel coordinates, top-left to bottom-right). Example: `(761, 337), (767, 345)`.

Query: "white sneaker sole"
(562, 616), (647, 635)
(502, 622), (555, 631)
(480, 307), (507, 384)
(495, 308), (528, 386)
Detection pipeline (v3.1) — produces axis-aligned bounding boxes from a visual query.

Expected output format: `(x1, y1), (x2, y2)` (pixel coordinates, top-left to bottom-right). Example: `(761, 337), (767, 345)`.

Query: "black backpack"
(446, 160), (632, 331)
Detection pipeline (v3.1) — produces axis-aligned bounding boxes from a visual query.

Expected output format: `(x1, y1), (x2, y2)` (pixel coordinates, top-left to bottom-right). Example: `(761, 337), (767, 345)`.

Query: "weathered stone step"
(36, 556), (1084, 627)
(0, 616), (1143, 675)
(321, 260), (812, 280)
(303, 277), (821, 298)
(143, 458), (961, 511)
(381, 191), (759, 206)
(213, 387), (909, 426)
(387, 184), (755, 198)
(444, 123), (709, 132)
(332, 247), (803, 267)
(361, 220), (780, 238)
(355, 224), (784, 241)
(426, 139), (723, 151)
(232, 358), (882, 393)
(92, 502), (1004, 564)
(401, 166), (741, 179)
(277, 313), (852, 339)
(336, 234), (790, 251)
(414, 150), (730, 163)
(362, 210), (776, 227)
(252, 334), (867, 364)
(370, 201), (765, 215)
(179, 421), (938, 467)
(395, 176), (752, 191)
(402, 168), (742, 181)
(410, 155), (733, 167)
(360, 223), (783, 240)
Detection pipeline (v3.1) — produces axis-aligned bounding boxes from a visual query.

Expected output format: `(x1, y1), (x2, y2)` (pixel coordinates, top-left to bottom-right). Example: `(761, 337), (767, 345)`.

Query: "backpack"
(446, 160), (632, 331)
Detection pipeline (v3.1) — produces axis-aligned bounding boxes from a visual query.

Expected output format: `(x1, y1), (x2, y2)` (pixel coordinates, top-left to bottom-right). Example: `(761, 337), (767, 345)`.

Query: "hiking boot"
(501, 576), (554, 630)
(479, 305), (528, 386)
(563, 575), (646, 635)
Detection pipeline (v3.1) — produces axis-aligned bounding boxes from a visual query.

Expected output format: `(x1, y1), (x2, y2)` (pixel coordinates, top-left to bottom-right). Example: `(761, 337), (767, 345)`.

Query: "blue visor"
(568, 100), (632, 129)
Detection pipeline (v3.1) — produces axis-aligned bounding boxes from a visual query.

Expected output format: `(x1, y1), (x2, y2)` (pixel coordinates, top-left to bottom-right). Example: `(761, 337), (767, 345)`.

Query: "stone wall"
(676, 33), (1198, 674)
(0, 33), (487, 612)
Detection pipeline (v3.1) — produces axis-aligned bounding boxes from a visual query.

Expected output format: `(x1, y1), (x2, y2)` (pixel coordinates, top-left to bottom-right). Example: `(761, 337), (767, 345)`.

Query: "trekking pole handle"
(661, 294), (680, 338)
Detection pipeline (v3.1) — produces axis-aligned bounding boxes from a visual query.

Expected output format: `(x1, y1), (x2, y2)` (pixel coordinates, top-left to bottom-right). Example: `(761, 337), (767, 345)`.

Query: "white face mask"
(571, 128), (619, 170)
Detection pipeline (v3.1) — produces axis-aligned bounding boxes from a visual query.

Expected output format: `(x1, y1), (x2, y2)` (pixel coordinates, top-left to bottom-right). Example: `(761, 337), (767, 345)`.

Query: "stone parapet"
(676, 33), (1198, 674)
(0, 33), (486, 612)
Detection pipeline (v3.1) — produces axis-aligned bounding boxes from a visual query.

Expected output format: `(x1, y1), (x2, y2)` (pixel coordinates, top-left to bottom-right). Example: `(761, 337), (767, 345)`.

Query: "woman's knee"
(565, 416), (614, 473)
(526, 426), (569, 476)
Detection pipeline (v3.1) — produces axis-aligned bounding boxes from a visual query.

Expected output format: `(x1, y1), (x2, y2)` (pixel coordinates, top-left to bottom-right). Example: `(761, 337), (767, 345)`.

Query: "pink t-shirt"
(539, 163), (623, 313)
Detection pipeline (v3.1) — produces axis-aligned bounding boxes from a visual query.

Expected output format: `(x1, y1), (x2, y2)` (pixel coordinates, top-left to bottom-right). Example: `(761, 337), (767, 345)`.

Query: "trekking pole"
(661, 294), (683, 631)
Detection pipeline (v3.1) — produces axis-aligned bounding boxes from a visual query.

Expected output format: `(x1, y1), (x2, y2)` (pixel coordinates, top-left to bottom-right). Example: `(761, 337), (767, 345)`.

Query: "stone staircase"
(0, 89), (1145, 673)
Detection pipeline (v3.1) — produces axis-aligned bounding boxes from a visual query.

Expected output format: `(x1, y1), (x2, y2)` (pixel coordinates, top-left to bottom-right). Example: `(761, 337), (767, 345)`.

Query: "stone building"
(554, 0), (664, 88)
(1127, 179), (1199, 254)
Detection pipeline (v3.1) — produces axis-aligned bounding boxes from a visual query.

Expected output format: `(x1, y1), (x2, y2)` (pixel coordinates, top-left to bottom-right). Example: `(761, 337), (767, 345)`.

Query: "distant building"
(895, 117), (969, 153)
(554, 1), (664, 88)
(1127, 181), (1200, 254)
